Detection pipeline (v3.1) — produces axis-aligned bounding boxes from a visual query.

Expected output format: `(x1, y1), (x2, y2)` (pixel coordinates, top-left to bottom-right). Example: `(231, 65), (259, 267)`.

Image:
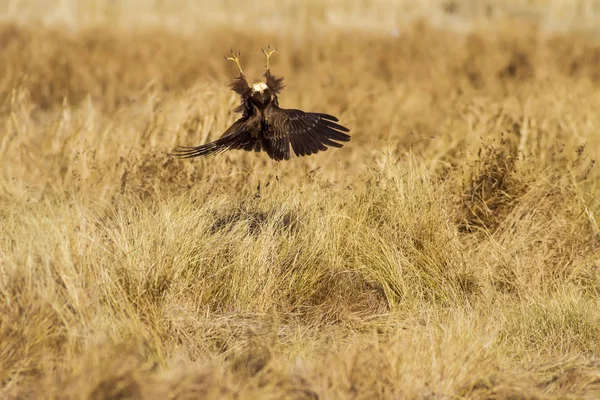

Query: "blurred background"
(2, 0), (600, 33)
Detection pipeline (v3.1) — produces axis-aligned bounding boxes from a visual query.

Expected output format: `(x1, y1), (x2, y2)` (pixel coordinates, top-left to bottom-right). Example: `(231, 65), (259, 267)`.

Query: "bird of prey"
(173, 46), (350, 161)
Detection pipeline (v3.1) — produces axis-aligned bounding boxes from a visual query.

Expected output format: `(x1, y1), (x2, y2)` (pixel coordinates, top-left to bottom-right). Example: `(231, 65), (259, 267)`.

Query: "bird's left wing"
(264, 106), (351, 159)
(229, 76), (253, 115)
(172, 117), (259, 158)
(229, 75), (251, 97)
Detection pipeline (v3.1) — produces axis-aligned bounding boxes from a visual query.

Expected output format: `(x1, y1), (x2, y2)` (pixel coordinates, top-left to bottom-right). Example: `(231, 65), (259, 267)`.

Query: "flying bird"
(173, 46), (351, 161)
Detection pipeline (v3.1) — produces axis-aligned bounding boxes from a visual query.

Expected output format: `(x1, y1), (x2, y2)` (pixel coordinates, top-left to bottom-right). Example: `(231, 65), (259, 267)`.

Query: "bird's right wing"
(172, 117), (259, 158)
(265, 106), (351, 158)
(264, 70), (285, 95)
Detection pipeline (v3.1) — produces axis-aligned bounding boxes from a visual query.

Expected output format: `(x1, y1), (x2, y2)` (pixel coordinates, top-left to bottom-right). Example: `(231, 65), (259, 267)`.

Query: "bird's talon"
(226, 49), (244, 75)
(261, 44), (277, 71)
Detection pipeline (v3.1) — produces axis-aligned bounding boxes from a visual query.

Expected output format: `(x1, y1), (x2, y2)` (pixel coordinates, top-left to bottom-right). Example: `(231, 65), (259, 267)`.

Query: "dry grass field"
(1, 1), (600, 398)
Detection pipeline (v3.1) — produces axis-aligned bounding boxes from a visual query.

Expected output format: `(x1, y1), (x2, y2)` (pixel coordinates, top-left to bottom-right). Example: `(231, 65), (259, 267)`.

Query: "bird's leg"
(225, 49), (244, 76)
(261, 44), (277, 71)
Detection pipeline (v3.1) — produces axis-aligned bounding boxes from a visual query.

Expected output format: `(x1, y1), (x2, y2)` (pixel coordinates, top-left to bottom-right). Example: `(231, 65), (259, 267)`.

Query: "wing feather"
(229, 75), (251, 96)
(229, 75), (253, 116)
(264, 105), (350, 158)
(260, 136), (290, 161)
(264, 70), (285, 94)
(172, 118), (258, 159)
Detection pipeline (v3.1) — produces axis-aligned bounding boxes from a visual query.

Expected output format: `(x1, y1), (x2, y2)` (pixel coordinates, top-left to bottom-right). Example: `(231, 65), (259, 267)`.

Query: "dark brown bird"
(173, 46), (351, 161)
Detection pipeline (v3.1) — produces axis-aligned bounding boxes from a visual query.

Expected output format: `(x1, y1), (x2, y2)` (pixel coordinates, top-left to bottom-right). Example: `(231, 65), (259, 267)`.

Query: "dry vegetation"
(1, 1), (600, 399)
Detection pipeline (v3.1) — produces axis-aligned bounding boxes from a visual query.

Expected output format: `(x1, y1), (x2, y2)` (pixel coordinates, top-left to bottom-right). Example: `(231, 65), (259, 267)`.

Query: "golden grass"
(1, 1), (600, 398)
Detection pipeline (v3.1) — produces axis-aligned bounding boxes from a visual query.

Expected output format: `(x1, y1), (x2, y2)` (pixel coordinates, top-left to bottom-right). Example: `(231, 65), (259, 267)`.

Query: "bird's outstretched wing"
(264, 105), (351, 160)
(172, 117), (259, 158)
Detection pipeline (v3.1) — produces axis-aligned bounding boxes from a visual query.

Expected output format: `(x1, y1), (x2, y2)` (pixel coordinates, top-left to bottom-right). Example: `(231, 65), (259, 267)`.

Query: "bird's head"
(251, 80), (272, 106)
(252, 81), (268, 94)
